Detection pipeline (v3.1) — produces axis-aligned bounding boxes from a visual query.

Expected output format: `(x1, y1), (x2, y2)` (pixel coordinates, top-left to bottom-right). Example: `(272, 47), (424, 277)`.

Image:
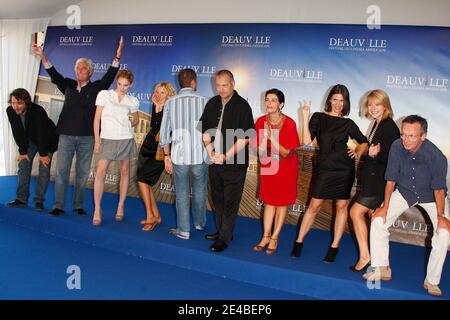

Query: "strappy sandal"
(253, 235), (271, 251)
(266, 238), (278, 255)
(142, 222), (156, 231)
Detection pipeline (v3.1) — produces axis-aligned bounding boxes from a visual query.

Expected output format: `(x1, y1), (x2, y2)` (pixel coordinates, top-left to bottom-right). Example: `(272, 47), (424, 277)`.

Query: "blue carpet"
(0, 176), (448, 300)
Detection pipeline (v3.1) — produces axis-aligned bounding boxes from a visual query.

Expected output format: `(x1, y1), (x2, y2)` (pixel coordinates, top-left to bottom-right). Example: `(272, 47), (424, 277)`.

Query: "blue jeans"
(172, 163), (208, 235)
(16, 142), (53, 204)
(54, 135), (94, 210)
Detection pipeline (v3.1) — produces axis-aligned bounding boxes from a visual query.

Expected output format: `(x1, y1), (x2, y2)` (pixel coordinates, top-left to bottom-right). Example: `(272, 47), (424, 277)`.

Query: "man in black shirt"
(6, 88), (58, 211)
(200, 70), (255, 252)
(31, 37), (123, 216)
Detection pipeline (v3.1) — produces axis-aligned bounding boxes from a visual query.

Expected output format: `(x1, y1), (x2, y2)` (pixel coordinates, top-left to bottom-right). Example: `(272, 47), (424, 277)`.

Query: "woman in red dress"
(253, 88), (300, 254)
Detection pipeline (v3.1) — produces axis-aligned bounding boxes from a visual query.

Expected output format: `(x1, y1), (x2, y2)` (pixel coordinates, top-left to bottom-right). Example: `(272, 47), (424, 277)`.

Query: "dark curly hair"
(8, 88), (32, 105)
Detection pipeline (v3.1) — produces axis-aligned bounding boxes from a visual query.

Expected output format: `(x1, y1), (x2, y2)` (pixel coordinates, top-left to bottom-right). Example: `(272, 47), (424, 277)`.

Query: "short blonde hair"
(362, 89), (394, 119)
(154, 82), (176, 97)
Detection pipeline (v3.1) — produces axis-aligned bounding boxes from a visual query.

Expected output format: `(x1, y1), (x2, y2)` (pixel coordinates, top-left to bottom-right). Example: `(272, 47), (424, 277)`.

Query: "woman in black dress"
(137, 82), (176, 231)
(349, 90), (400, 272)
(291, 84), (368, 262)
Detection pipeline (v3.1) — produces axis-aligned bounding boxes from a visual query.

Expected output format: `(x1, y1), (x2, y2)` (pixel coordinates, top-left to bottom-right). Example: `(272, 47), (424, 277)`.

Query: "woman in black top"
(349, 90), (400, 272)
(137, 82), (175, 231)
(291, 84), (368, 262)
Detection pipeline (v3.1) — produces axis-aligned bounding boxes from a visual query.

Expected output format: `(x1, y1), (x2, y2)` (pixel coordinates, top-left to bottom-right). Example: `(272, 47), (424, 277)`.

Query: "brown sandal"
(266, 238), (278, 255)
(142, 222), (156, 231)
(253, 235), (271, 251)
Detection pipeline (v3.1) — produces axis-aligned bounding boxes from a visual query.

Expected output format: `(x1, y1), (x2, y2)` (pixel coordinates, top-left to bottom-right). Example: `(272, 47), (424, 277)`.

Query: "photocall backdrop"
(34, 23), (450, 248)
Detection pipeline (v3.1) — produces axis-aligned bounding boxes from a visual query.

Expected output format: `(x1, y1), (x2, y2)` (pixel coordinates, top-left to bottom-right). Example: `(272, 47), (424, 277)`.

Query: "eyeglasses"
(400, 133), (422, 139)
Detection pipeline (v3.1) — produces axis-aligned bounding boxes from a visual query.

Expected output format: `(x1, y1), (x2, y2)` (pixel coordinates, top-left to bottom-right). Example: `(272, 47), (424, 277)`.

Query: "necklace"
(267, 113), (284, 128)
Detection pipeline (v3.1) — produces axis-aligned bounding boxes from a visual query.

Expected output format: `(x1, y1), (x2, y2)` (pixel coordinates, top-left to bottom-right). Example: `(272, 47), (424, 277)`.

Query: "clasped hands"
(208, 151), (227, 164)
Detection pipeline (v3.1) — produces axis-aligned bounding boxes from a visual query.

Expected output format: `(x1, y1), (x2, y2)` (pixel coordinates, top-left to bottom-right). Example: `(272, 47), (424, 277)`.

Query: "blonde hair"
(362, 89), (393, 119)
(154, 82), (176, 97)
(116, 69), (134, 84)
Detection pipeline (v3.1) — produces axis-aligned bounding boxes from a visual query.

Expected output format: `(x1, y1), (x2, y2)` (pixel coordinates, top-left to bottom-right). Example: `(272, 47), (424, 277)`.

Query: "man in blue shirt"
(363, 115), (449, 296)
(159, 68), (208, 240)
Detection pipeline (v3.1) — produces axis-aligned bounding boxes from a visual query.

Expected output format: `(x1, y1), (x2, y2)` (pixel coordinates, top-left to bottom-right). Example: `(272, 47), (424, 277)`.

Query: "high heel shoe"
(92, 209), (102, 226)
(141, 216), (161, 225)
(350, 260), (371, 273)
(266, 238), (278, 255)
(291, 241), (303, 258)
(142, 221), (155, 231)
(253, 235), (271, 251)
(115, 207), (124, 222)
(323, 246), (339, 263)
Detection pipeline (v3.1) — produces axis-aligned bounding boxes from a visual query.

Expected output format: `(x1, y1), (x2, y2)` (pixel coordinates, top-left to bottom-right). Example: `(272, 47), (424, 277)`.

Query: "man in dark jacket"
(200, 70), (255, 252)
(6, 88), (58, 211)
(31, 37), (123, 216)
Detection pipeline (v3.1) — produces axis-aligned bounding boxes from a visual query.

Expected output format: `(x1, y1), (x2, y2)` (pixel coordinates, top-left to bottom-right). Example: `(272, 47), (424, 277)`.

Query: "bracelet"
(114, 56), (120, 60)
(164, 154), (170, 157)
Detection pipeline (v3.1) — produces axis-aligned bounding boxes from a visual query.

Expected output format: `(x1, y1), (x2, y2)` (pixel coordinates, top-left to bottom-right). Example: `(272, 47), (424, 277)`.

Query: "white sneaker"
(169, 228), (190, 240)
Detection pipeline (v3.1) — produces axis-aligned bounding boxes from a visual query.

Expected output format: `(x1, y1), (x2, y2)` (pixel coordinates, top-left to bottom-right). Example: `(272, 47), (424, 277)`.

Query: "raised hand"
(116, 35), (124, 59)
(31, 44), (47, 63)
(302, 100), (311, 118)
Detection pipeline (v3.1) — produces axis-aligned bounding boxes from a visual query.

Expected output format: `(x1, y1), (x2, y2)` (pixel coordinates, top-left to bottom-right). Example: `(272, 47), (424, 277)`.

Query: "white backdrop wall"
(48, 0), (450, 27)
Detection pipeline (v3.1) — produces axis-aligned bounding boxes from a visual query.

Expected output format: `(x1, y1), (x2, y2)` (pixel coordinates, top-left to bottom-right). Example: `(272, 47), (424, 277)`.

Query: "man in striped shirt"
(159, 68), (208, 240)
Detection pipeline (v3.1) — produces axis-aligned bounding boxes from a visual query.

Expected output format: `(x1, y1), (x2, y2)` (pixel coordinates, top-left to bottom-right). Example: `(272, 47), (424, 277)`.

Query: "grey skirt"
(98, 138), (137, 160)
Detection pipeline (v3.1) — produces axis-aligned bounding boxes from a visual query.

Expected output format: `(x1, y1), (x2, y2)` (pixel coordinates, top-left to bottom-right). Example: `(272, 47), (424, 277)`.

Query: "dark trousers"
(209, 164), (247, 243)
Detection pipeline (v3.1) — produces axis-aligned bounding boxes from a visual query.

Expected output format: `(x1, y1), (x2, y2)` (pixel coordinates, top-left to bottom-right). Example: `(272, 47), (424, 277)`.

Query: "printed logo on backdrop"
(386, 74), (448, 92)
(128, 92), (152, 105)
(59, 35), (94, 46)
(160, 182), (176, 195)
(132, 35), (174, 47)
(328, 37), (387, 52)
(289, 203), (306, 217)
(221, 35), (271, 48)
(88, 171), (119, 185)
(92, 61), (128, 73)
(390, 219), (432, 236)
(269, 67), (323, 83)
(171, 65), (217, 77)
